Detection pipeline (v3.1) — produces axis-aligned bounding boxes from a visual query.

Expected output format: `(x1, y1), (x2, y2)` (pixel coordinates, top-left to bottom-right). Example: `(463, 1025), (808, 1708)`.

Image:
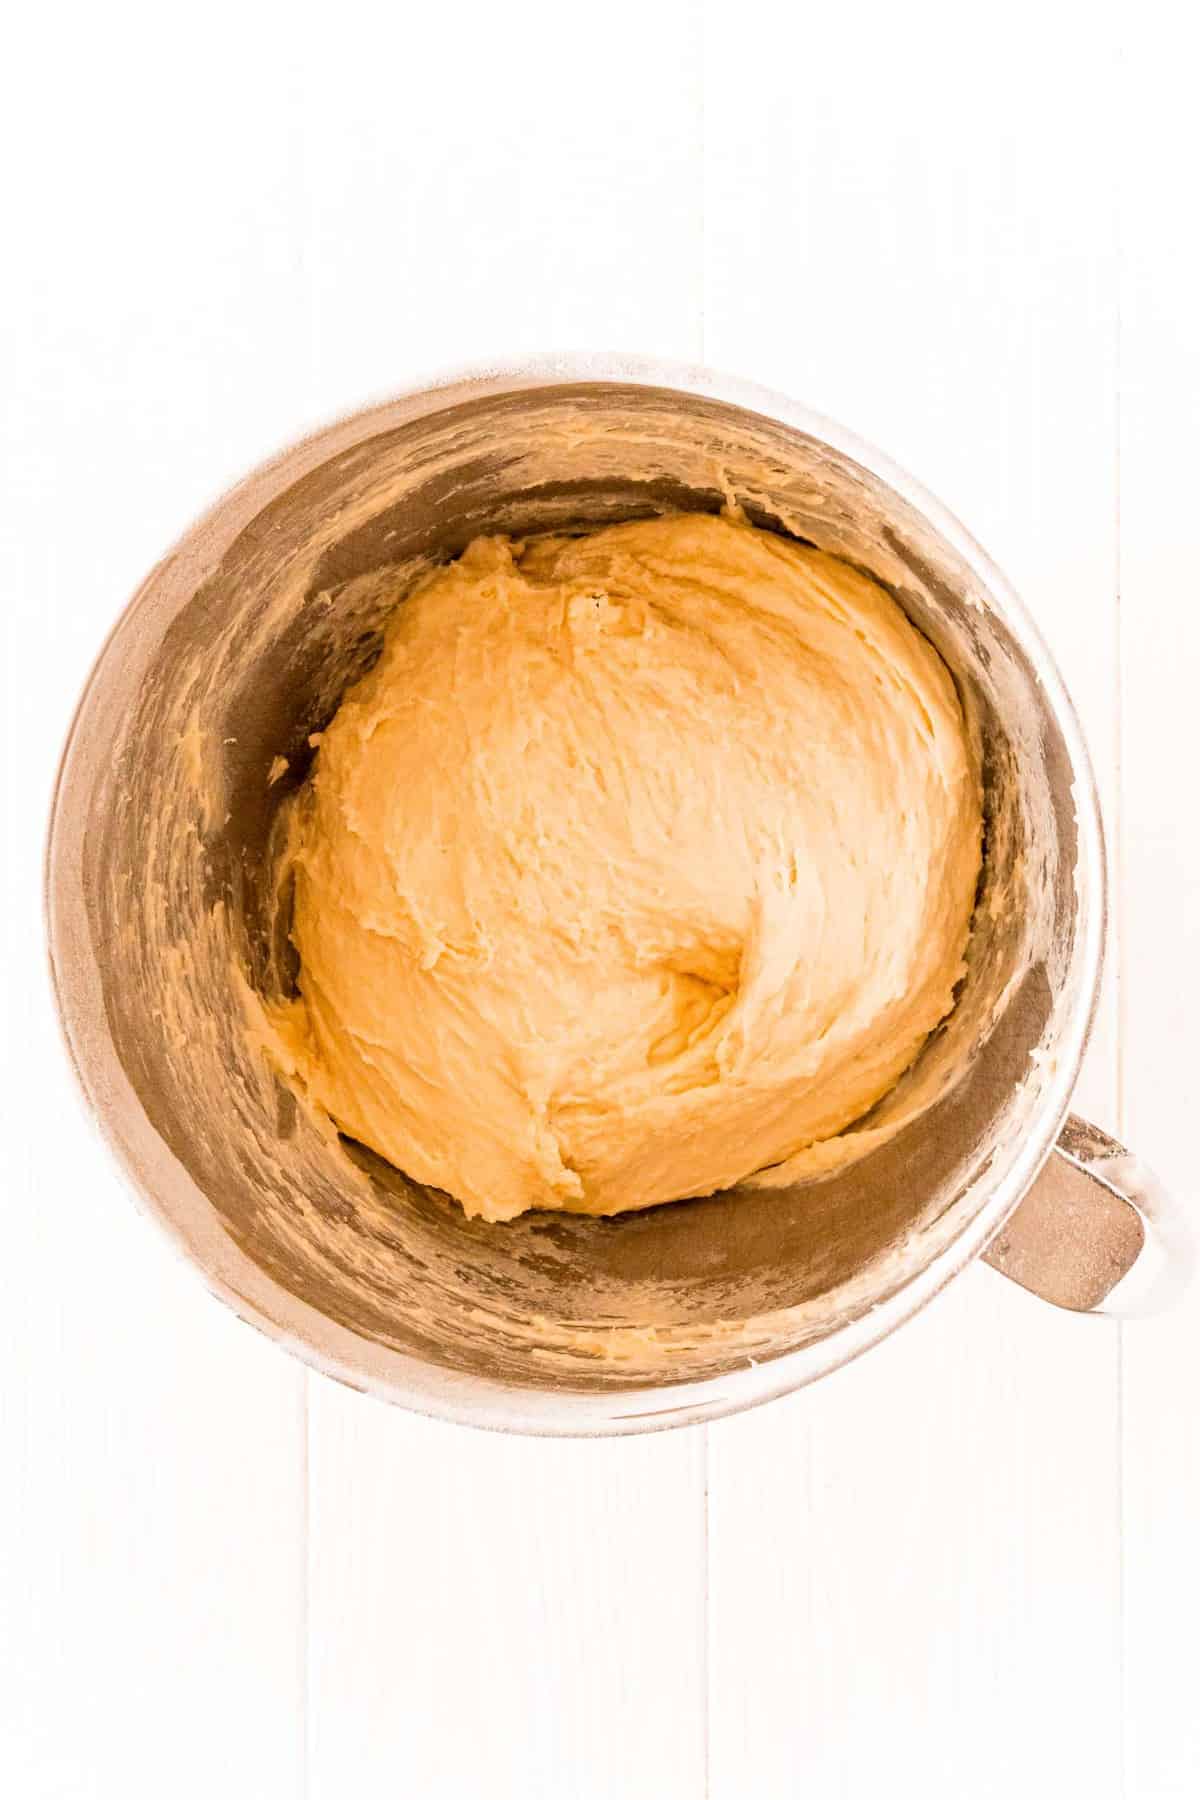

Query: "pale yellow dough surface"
(274, 514), (981, 1222)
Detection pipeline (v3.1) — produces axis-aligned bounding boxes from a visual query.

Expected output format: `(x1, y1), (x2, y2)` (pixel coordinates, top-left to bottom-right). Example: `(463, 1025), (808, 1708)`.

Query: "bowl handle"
(981, 1115), (1192, 1315)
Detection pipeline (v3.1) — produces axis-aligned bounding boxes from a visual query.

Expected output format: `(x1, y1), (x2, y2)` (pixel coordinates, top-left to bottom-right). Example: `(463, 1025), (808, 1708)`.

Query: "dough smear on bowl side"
(263, 511), (983, 1223)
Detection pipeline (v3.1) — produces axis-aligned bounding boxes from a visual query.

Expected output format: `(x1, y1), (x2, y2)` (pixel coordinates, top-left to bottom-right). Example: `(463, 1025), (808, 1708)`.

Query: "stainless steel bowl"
(46, 355), (1188, 1435)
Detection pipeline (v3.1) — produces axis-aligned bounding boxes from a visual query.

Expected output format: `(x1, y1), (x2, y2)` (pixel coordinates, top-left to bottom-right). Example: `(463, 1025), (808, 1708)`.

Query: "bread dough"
(272, 513), (981, 1222)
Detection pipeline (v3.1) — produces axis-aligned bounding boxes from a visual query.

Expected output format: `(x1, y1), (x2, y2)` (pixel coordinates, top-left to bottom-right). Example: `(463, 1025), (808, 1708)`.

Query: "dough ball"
(275, 513), (981, 1222)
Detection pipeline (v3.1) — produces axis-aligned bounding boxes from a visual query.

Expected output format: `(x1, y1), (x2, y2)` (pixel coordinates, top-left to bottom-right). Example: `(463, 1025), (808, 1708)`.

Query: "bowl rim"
(43, 351), (1106, 1437)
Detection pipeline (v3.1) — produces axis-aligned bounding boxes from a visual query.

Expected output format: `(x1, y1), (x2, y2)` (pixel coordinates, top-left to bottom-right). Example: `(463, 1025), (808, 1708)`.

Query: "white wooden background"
(3, 2), (1197, 1794)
